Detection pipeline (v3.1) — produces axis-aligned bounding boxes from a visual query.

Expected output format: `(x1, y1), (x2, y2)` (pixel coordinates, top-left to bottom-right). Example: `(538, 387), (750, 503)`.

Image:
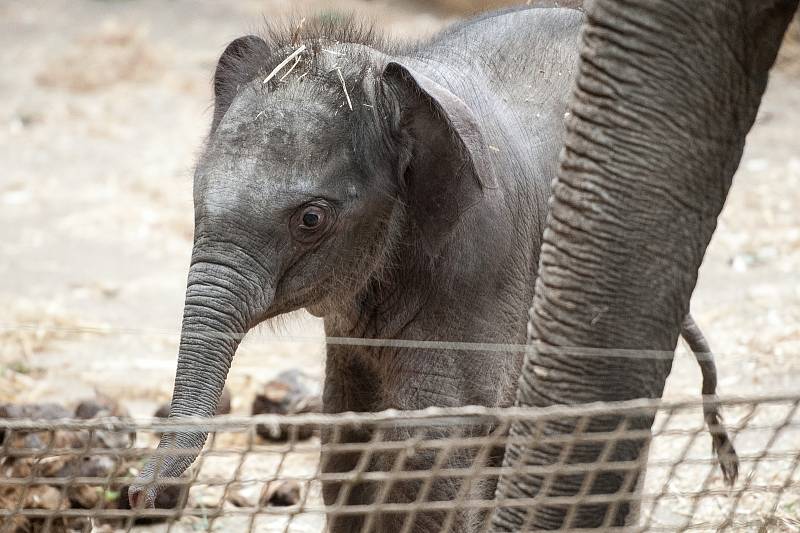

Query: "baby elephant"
(130, 5), (736, 532)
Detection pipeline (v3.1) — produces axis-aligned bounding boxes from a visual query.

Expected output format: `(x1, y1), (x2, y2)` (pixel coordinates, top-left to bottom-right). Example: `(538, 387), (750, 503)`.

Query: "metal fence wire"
(1, 395), (799, 533)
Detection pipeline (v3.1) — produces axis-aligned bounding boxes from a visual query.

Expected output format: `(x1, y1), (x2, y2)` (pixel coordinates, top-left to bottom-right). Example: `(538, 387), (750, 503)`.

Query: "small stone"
(153, 403), (170, 419)
(7, 430), (82, 478)
(252, 370), (321, 442)
(189, 485), (226, 509)
(0, 403), (72, 443)
(57, 455), (123, 508)
(73, 393), (135, 449)
(226, 483), (260, 508)
(69, 484), (104, 509)
(24, 485), (66, 510)
(74, 392), (129, 419)
(0, 403), (72, 420)
(114, 482), (189, 524)
(730, 253), (754, 272)
(259, 480), (301, 507)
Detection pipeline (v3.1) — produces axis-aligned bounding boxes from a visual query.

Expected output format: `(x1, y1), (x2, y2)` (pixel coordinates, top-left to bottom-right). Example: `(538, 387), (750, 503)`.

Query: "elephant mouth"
(305, 303), (327, 317)
(265, 276), (336, 320)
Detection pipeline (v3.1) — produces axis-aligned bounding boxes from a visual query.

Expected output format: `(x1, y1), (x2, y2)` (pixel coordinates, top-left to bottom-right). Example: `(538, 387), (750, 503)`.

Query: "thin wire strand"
(0, 322), (759, 361)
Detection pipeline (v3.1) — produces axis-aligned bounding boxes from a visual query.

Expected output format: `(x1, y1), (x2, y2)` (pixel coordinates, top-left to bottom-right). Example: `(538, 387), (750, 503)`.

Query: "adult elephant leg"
(492, 0), (798, 530)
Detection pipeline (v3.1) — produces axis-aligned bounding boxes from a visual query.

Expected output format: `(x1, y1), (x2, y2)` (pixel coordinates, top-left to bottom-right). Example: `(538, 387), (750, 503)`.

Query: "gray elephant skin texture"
(491, 0), (799, 530)
(127, 7), (584, 531)
(127, 3), (741, 531)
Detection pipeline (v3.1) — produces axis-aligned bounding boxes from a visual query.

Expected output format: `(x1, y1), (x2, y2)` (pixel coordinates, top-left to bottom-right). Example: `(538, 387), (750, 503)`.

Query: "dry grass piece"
(336, 67), (353, 111)
(263, 45), (307, 84)
(279, 55), (302, 82)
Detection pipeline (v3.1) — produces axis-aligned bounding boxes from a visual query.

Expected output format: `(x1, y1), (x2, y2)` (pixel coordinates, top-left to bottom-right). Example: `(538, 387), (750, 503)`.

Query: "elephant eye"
(302, 210), (321, 228)
(291, 201), (335, 243)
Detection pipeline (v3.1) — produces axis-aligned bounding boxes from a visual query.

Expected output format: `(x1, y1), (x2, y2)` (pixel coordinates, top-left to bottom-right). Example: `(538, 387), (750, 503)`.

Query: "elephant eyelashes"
(290, 201), (335, 243)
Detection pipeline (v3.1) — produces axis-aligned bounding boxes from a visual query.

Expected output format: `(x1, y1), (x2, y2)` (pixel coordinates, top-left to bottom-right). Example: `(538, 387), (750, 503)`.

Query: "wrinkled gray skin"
(128, 3), (745, 531)
(491, 0), (799, 530)
(129, 7), (585, 531)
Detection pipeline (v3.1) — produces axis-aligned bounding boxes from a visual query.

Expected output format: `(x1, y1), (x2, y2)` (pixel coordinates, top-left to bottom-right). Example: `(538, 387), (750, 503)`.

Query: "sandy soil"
(1, 1), (798, 531)
(0, 0), (458, 414)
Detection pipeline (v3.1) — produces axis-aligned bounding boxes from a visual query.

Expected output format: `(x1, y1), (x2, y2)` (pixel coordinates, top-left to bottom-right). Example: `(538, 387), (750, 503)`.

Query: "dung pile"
(0, 396), (160, 532)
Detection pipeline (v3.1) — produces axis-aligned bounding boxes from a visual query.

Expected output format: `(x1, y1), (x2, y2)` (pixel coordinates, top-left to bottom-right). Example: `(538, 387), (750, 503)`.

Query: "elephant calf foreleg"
(681, 314), (739, 485)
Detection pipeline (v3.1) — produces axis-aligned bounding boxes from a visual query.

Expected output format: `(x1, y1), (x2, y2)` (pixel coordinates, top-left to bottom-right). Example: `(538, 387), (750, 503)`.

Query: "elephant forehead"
(202, 86), (357, 185)
(214, 85), (351, 158)
(196, 144), (356, 199)
(196, 128), (359, 218)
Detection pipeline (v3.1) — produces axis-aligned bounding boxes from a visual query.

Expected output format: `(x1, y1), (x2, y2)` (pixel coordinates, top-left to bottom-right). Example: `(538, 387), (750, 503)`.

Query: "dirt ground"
(1, 1), (799, 531)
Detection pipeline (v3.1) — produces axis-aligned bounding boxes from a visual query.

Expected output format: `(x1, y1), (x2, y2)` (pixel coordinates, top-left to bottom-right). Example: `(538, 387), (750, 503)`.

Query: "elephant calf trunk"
(128, 258), (265, 509)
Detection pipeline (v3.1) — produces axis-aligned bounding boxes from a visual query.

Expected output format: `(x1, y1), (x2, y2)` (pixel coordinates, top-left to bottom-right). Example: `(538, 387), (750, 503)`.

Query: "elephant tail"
(681, 314), (739, 486)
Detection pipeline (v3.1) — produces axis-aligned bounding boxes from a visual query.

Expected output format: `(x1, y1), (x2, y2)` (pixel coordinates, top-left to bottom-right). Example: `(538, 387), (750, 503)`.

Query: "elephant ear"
(382, 61), (497, 255)
(211, 35), (270, 133)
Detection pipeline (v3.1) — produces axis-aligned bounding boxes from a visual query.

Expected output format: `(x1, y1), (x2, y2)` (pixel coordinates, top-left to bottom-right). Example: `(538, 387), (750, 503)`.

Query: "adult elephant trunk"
(492, 0), (797, 530)
(129, 239), (272, 508)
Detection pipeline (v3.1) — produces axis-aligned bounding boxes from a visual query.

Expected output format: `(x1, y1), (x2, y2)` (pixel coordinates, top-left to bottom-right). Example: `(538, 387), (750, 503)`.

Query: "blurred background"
(0, 0), (799, 423)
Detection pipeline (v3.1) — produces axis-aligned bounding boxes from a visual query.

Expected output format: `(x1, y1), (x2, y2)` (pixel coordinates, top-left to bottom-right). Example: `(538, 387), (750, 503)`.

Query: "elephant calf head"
(128, 24), (496, 508)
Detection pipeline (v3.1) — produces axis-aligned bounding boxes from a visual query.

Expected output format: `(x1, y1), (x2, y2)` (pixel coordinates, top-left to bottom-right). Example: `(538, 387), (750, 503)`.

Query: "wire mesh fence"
(1, 394), (799, 533)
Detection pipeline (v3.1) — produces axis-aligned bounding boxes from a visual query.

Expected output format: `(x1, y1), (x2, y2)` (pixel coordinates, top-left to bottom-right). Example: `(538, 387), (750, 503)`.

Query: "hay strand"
(263, 45), (307, 84)
(336, 67), (353, 111)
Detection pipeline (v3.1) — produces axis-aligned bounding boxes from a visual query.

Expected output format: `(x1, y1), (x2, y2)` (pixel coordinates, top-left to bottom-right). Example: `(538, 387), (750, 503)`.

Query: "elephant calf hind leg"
(681, 314), (739, 485)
